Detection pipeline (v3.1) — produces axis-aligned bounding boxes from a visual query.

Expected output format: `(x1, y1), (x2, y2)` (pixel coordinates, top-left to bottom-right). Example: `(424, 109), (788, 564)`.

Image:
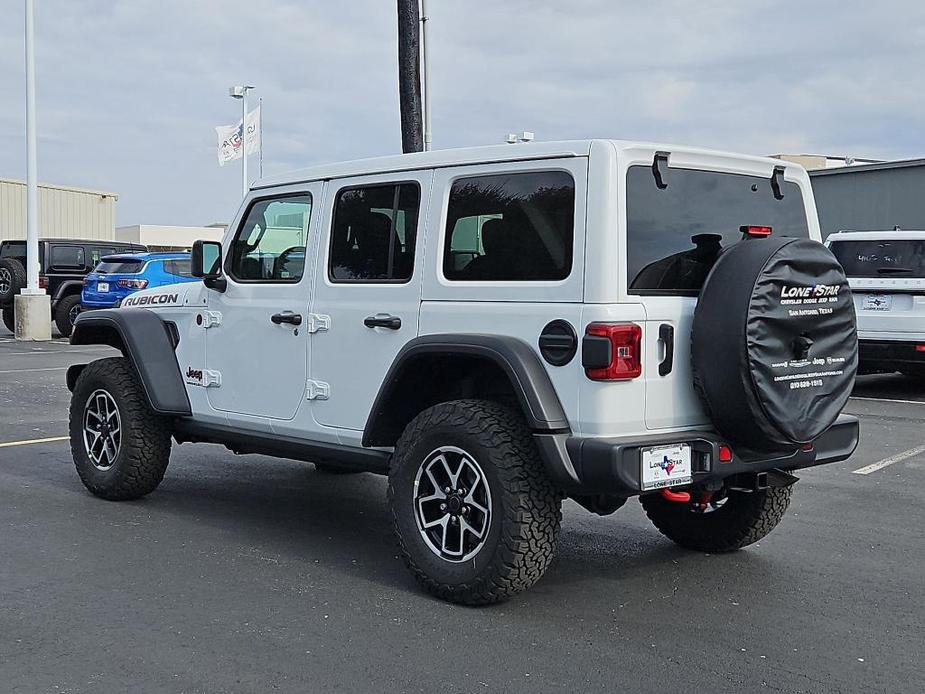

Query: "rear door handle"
(364, 313), (402, 330)
(271, 311), (302, 326)
(658, 323), (675, 376)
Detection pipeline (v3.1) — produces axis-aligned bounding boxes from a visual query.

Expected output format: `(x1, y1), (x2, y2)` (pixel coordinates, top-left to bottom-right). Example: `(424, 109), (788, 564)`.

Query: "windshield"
(829, 239), (925, 278)
(96, 259), (144, 274)
(626, 166), (809, 294)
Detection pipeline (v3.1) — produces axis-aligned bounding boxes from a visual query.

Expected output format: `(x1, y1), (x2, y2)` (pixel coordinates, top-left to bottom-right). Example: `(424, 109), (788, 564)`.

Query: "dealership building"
(1, 177), (224, 249)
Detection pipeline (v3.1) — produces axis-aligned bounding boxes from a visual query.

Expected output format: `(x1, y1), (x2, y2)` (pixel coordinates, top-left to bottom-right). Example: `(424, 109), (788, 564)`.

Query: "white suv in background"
(65, 141), (860, 604)
(826, 230), (925, 379)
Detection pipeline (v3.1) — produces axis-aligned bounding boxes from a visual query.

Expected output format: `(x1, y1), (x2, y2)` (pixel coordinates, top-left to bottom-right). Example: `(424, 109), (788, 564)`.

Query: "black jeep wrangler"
(0, 238), (147, 336)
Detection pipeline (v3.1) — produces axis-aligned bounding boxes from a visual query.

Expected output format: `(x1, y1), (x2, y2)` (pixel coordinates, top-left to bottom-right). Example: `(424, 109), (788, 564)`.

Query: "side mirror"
(191, 240), (226, 291)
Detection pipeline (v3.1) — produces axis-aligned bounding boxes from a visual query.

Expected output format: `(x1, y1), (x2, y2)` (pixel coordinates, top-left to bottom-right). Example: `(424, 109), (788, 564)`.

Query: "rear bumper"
(537, 414), (859, 496)
(859, 338), (925, 368)
(81, 294), (124, 309)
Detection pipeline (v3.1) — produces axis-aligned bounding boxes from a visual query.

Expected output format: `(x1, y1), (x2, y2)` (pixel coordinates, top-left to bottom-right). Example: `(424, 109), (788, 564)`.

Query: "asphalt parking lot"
(1, 326), (923, 694)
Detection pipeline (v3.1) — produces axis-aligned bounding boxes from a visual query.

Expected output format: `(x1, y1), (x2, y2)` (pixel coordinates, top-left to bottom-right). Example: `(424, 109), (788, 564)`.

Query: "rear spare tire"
(0, 257), (26, 304)
(692, 236), (857, 453)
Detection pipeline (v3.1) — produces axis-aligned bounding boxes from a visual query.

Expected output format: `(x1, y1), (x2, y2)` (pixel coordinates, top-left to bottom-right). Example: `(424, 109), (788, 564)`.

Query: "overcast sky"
(1, 1), (924, 226)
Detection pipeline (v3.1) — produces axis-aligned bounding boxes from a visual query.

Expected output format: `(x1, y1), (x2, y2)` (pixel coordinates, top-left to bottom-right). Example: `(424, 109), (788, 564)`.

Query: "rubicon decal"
(122, 292), (179, 307)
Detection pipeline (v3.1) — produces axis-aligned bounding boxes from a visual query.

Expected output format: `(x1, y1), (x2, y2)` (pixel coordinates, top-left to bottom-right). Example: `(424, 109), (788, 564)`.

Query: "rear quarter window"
(626, 166), (809, 295)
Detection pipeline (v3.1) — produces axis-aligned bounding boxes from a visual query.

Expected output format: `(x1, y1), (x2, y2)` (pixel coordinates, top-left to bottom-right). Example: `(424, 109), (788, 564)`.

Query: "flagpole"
(258, 97), (263, 179)
(241, 89), (247, 197)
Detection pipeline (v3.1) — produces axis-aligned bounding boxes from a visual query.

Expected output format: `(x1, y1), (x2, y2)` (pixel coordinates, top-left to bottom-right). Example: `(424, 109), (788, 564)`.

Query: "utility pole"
(17, 0), (51, 340)
(397, 0), (423, 153)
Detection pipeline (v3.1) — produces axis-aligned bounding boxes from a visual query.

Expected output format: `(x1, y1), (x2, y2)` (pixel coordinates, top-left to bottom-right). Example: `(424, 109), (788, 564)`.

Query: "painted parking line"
(850, 396), (925, 406)
(852, 444), (925, 475)
(0, 435), (69, 449)
(0, 347), (112, 357)
(0, 366), (68, 374)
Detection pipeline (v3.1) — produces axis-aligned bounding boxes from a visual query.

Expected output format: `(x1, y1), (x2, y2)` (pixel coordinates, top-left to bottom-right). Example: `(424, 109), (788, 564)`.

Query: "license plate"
(641, 443), (692, 491)
(97, 282), (109, 292)
(863, 294), (892, 311)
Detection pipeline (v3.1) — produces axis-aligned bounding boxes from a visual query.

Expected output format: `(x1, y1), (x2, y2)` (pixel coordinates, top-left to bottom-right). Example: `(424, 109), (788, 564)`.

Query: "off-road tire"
(388, 399), (562, 605)
(2, 306), (13, 333)
(69, 357), (172, 500)
(54, 294), (82, 337)
(0, 257), (26, 304)
(640, 485), (793, 553)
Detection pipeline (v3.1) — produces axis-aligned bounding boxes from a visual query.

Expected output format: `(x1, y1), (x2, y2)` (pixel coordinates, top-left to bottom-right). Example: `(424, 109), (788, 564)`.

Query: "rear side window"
(163, 259), (193, 277)
(50, 245), (85, 269)
(626, 166), (809, 295)
(329, 183), (420, 282)
(96, 259), (144, 274)
(228, 194), (313, 282)
(830, 239), (925, 278)
(443, 171), (575, 281)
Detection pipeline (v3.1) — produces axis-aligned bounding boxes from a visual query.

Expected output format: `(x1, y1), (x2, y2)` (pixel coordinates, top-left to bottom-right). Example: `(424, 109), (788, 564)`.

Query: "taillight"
(916, 345), (925, 353)
(584, 323), (642, 380)
(38, 275), (48, 289)
(117, 279), (148, 289)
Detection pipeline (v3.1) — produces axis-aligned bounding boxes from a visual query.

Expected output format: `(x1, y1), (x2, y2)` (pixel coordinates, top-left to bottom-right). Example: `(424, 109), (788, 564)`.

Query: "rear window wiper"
(876, 267), (914, 274)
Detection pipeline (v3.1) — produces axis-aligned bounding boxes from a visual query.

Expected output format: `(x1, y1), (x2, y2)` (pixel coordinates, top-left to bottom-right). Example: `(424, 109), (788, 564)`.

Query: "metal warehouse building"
(810, 159), (925, 239)
(0, 177), (118, 241)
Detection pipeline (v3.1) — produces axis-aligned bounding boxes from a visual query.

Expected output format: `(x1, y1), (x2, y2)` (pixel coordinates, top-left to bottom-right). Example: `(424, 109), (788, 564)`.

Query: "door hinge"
(306, 380), (330, 400)
(306, 313), (331, 334)
(200, 311), (222, 329)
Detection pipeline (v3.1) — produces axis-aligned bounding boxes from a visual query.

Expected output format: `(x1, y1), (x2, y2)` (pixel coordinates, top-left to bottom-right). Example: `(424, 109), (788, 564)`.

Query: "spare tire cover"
(691, 236), (857, 453)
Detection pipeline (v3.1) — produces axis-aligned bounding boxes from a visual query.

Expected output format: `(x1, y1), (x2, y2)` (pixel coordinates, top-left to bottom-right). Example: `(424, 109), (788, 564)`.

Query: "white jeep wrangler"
(66, 140), (860, 604)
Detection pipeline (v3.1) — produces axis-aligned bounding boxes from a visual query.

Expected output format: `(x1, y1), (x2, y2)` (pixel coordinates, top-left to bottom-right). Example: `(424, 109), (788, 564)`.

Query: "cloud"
(1, 0), (924, 225)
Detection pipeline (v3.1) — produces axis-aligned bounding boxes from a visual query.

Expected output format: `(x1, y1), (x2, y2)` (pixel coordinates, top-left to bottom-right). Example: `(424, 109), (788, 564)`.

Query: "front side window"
(51, 245), (85, 269)
(163, 259), (193, 277)
(626, 166), (809, 294)
(329, 183), (420, 282)
(829, 239), (925, 278)
(228, 194), (312, 282)
(443, 171), (575, 281)
(90, 247), (115, 266)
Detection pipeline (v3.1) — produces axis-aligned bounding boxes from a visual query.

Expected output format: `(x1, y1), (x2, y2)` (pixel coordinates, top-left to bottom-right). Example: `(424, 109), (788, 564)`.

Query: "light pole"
(229, 85), (254, 197)
(17, 0), (51, 340)
(421, 0), (432, 152)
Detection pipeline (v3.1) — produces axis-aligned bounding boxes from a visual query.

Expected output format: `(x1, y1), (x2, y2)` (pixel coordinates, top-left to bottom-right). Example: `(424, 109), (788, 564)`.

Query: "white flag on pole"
(216, 105), (261, 166)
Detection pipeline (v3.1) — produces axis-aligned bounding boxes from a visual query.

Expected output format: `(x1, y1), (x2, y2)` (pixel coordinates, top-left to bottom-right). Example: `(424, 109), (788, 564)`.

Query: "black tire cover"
(692, 236), (858, 453)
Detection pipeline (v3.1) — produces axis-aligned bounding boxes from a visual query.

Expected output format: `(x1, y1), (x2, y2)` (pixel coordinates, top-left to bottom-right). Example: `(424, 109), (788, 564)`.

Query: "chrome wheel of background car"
(692, 491), (729, 514)
(83, 389), (122, 471)
(413, 446), (492, 562)
(0, 267), (10, 294)
(69, 303), (82, 324)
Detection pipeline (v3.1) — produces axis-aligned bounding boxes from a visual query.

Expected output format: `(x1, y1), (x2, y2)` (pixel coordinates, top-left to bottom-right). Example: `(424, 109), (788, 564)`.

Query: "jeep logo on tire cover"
(122, 293), (179, 307)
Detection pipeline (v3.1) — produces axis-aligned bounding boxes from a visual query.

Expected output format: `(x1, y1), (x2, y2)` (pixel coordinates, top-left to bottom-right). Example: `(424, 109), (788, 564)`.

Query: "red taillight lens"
(117, 279), (148, 289)
(915, 345), (925, 353)
(740, 225), (772, 237)
(718, 445), (733, 463)
(585, 323), (642, 380)
(38, 275), (48, 289)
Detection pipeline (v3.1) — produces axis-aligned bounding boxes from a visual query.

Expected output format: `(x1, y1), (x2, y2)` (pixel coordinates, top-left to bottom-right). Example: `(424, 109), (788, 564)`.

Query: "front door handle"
(658, 323), (675, 376)
(364, 313), (402, 330)
(271, 311), (302, 326)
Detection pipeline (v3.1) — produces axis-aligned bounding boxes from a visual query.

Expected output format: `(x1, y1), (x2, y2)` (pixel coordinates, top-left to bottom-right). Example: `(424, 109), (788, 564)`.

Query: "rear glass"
(626, 166), (809, 294)
(829, 239), (925, 278)
(96, 259), (144, 274)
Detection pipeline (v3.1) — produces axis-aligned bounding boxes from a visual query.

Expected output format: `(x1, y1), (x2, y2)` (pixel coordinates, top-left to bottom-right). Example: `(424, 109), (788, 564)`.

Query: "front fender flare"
(69, 308), (191, 415)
